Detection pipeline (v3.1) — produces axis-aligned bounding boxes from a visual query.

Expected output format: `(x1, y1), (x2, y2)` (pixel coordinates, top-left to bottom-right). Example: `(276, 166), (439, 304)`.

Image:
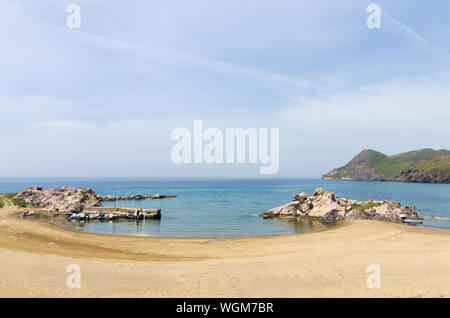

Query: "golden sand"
(0, 204), (449, 297)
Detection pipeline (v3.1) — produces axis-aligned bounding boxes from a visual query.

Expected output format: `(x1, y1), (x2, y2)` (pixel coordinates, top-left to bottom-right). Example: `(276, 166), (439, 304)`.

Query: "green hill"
(323, 148), (450, 183)
(394, 156), (450, 183)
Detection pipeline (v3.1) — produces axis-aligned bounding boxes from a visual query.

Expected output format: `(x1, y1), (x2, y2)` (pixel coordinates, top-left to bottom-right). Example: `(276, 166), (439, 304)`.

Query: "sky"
(1, 0), (450, 177)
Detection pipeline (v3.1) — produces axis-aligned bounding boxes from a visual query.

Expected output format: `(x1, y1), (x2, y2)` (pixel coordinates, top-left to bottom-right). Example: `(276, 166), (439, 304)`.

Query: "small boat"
(126, 214), (147, 220)
(97, 214), (107, 221)
(398, 214), (422, 224)
(23, 210), (34, 217)
(106, 213), (118, 220)
(126, 211), (141, 219)
(126, 209), (159, 220)
(403, 219), (422, 224)
(86, 212), (99, 220)
(126, 212), (136, 219)
(68, 212), (86, 220)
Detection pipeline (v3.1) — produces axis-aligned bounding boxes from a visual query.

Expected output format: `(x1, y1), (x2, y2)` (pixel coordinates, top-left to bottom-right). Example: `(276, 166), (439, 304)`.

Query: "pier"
(82, 207), (162, 219)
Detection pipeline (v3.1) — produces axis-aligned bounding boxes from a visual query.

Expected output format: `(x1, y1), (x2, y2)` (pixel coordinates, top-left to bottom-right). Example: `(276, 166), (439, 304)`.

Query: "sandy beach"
(0, 203), (449, 298)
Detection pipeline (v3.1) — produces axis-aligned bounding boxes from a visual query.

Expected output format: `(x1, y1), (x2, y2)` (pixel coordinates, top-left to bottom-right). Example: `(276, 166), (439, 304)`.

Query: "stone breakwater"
(259, 188), (423, 222)
(100, 194), (177, 201)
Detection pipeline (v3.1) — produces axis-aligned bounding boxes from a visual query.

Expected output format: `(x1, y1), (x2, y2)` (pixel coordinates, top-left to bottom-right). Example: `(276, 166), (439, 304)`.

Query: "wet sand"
(0, 204), (449, 297)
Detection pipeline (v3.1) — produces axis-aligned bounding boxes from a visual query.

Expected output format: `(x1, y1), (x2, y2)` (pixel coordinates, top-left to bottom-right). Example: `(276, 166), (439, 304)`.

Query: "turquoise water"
(1, 178), (449, 236)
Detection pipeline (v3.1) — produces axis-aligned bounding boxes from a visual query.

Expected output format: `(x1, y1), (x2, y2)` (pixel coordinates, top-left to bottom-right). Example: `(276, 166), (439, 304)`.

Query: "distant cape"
(322, 148), (450, 183)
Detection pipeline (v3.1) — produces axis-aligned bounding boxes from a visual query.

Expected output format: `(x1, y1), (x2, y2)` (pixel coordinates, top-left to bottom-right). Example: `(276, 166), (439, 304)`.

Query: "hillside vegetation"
(394, 156), (450, 183)
(323, 148), (450, 183)
(0, 193), (27, 208)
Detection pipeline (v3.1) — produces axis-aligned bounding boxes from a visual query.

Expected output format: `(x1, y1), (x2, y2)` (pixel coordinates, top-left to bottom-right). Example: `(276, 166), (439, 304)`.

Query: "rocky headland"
(14, 186), (177, 213)
(15, 186), (102, 213)
(323, 148), (450, 183)
(260, 188), (423, 222)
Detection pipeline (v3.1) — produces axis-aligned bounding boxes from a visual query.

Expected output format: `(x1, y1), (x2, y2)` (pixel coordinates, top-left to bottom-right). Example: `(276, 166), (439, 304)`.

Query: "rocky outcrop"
(100, 193), (177, 201)
(260, 188), (423, 222)
(15, 187), (177, 213)
(15, 186), (102, 213)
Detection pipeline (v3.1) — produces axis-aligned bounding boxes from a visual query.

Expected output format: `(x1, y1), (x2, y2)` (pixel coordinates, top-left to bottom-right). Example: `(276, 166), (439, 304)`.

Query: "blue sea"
(1, 178), (449, 237)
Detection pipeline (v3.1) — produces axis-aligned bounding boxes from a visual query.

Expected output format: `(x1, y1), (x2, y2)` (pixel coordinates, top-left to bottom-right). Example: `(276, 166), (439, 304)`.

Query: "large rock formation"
(15, 186), (102, 213)
(260, 188), (423, 222)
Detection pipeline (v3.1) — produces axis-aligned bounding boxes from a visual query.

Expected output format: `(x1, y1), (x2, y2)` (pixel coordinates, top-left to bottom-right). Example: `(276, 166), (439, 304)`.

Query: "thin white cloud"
(53, 26), (325, 91)
(362, 0), (449, 60)
(30, 120), (97, 133)
(382, 11), (449, 59)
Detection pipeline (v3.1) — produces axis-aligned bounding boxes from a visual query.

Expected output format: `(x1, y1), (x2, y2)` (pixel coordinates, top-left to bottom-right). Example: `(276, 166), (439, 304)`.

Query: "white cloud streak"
(53, 26), (326, 91)
(362, 0), (449, 60)
(382, 11), (449, 60)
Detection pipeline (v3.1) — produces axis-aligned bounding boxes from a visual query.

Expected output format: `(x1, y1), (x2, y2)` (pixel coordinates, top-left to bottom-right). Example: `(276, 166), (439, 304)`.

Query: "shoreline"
(322, 177), (450, 185)
(1, 205), (349, 260)
(23, 212), (344, 240)
(1, 204), (450, 297)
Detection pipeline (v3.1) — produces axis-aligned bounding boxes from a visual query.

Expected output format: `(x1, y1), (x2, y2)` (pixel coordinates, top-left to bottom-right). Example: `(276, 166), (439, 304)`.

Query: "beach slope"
(0, 204), (449, 298)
